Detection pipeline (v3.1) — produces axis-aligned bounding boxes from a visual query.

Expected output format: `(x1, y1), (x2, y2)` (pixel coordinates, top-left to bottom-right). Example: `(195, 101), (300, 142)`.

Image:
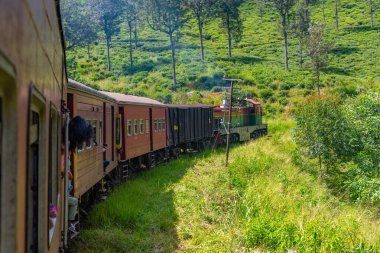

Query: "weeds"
(73, 120), (380, 252)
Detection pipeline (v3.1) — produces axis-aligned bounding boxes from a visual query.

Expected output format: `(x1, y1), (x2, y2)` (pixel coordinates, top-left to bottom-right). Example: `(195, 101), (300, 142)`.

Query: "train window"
(116, 114), (122, 150)
(134, 119), (138, 135)
(140, 119), (144, 134)
(48, 106), (58, 246)
(146, 119), (150, 133)
(163, 120), (166, 130)
(154, 119), (158, 132)
(127, 120), (132, 136)
(85, 120), (92, 149)
(92, 120), (97, 146)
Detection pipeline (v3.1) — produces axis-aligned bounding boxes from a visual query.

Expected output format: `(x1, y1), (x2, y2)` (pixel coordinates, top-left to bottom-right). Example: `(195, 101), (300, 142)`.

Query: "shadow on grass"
(216, 56), (266, 64)
(331, 46), (359, 56)
(72, 150), (218, 253)
(122, 58), (171, 75)
(324, 66), (351, 76)
(142, 43), (198, 53)
(344, 25), (380, 33)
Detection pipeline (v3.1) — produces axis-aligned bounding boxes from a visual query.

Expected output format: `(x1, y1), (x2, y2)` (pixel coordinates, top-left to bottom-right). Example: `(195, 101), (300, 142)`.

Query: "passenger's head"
(68, 116), (92, 151)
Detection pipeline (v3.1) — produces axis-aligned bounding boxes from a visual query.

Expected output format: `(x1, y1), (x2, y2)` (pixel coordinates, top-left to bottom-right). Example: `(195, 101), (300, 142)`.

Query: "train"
(0, 1), (267, 252)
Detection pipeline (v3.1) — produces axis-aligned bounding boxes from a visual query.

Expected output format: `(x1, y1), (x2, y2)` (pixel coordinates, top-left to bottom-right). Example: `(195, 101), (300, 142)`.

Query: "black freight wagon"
(167, 104), (214, 152)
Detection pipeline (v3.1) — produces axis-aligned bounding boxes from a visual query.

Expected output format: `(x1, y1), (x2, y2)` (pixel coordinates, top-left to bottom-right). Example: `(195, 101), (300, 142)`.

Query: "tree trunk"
(335, 0), (339, 30)
(87, 44), (91, 59)
(299, 38), (303, 68)
(106, 36), (111, 71)
(317, 72), (321, 95)
(169, 32), (177, 92)
(134, 20), (138, 48)
(227, 12), (232, 58)
(370, 0), (374, 28)
(305, 0), (310, 21)
(197, 16), (205, 62)
(282, 15), (289, 71)
(128, 21), (133, 68)
(322, 0), (326, 22)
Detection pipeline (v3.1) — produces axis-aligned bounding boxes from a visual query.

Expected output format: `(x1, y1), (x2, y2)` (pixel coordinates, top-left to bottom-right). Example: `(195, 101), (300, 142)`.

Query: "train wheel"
(233, 134), (240, 143)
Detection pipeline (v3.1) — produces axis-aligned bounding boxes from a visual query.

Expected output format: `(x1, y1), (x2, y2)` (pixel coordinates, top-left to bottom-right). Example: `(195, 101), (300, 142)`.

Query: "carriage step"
(69, 221), (80, 239)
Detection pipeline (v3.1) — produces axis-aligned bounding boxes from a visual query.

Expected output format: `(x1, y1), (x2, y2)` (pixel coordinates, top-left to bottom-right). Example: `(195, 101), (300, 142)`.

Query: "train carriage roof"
(166, 104), (213, 109)
(99, 91), (165, 107)
(68, 79), (116, 102)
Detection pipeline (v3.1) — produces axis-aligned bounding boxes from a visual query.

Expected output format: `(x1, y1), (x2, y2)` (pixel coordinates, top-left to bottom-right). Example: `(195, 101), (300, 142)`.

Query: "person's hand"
(68, 171), (73, 180)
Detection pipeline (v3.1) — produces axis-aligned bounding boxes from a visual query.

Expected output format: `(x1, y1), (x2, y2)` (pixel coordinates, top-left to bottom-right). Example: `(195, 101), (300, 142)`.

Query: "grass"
(72, 120), (380, 252)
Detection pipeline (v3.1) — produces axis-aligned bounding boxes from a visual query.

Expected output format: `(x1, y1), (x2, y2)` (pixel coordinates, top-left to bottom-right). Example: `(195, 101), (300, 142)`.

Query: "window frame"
(140, 119), (144, 134)
(127, 119), (132, 136)
(154, 119), (158, 132)
(146, 119), (150, 134)
(28, 86), (47, 252)
(47, 103), (59, 246)
(133, 119), (138, 135)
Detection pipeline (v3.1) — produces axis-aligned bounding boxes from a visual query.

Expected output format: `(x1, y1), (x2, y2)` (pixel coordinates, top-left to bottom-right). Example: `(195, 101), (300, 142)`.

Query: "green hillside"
(65, 0), (379, 109)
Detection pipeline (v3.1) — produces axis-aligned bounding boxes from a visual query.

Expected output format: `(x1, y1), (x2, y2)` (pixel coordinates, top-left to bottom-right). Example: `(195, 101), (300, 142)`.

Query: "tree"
(292, 1), (310, 68)
(306, 24), (331, 94)
(123, 0), (138, 68)
(370, 0), (374, 27)
(216, 0), (244, 58)
(91, 0), (124, 71)
(335, 0), (339, 30)
(266, 0), (296, 71)
(294, 94), (357, 173)
(184, 0), (214, 62)
(61, 0), (99, 58)
(321, 0), (326, 22)
(131, 0), (144, 48)
(145, 0), (186, 91)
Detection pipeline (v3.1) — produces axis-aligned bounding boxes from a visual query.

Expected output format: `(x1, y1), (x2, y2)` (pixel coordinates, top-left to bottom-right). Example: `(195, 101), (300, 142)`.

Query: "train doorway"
(27, 88), (46, 253)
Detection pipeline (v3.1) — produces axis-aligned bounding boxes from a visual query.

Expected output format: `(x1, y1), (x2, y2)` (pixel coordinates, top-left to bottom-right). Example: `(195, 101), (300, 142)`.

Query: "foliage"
(344, 90), (380, 174)
(61, 0), (99, 50)
(294, 94), (357, 170)
(183, 0), (215, 61)
(215, 0), (244, 57)
(294, 89), (380, 205)
(265, 0), (296, 70)
(63, 0), (380, 105)
(144, 0), (187, 91)
(90, 0), (124, 70)
(306, 24), (331, 94)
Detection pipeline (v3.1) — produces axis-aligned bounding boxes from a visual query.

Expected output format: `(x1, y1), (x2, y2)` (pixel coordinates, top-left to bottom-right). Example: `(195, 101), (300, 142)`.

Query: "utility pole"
(224, 78), (241, 167)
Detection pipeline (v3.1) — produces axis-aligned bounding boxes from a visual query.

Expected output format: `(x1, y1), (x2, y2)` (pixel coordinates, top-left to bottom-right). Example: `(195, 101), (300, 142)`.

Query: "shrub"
(294, 94), (358, 171)
(259, 89), (274, 100)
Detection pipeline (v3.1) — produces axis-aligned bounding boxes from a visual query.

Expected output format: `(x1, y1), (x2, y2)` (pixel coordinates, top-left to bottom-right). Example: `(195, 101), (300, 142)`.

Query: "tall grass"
(73, 120), (380, 252)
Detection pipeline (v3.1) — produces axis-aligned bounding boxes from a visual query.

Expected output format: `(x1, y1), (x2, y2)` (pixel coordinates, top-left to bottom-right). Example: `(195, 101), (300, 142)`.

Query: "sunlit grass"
(73, 120), (380, 252)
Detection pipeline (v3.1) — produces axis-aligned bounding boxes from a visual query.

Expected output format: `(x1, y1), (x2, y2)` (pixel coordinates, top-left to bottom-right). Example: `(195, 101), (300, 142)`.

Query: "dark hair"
(68, 116), (92, 151)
